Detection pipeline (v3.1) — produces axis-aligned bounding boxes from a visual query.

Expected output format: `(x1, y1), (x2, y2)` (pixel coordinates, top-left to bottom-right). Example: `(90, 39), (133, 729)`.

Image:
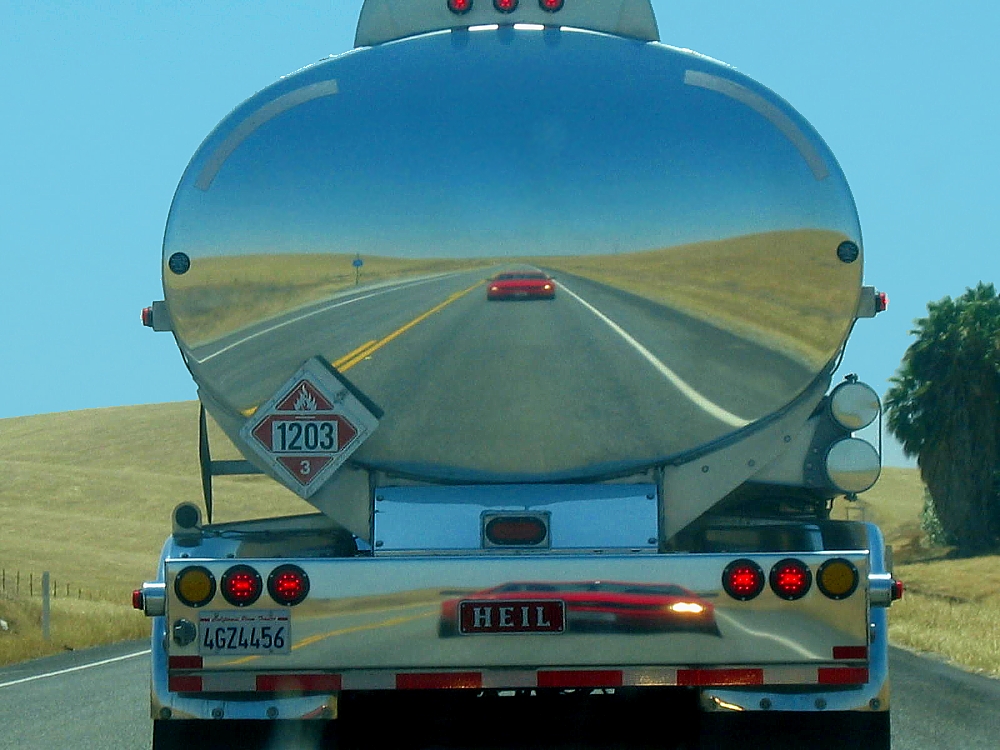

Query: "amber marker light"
(174, 566), (216, 608)
(817, 558), (859, 600)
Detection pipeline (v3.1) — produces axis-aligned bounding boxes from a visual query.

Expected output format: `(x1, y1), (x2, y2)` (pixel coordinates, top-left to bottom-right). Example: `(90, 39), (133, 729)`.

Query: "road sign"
(239, 358), (380, 498)
(352, 257), (363, 268)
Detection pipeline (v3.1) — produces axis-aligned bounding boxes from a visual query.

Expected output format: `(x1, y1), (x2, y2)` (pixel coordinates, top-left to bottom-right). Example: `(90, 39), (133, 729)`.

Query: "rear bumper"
(150, 549), (885, 718)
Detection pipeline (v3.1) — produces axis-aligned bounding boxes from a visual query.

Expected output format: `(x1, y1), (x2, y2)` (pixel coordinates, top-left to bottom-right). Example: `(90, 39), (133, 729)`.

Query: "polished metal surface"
(701, 523), (891, 714)
(829, 380), (881, 430)
(163, 26), (863, 488)
(825, 438), (881, 494)
(162, 550), (870, 672)
(374, 483), (658, 551)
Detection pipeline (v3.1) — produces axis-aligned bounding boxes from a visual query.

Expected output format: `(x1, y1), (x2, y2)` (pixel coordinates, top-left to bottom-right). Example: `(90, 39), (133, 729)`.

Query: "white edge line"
(0, 649), (150, 689)
(558, 281), (750, 428)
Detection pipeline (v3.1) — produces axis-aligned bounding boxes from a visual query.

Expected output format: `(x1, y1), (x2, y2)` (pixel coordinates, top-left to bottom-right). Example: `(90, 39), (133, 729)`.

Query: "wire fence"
(0, 568), (111, 601)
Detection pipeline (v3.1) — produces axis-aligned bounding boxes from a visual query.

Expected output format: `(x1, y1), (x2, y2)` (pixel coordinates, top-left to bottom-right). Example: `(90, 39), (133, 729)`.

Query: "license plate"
(198, 610), (291, 655)
(459, 600), (565, 634)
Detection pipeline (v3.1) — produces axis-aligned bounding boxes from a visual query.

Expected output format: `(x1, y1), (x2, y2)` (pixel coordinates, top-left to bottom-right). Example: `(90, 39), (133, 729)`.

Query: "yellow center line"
(332, 339), (378, 369)
(334, 280), (483, 372)
(238, 280), (483, 417)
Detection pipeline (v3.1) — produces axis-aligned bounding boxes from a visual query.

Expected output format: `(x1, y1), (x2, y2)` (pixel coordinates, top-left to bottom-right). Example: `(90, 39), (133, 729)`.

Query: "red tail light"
(221, 565), (263, 607)
(484, 515), (548, 546)
(132, 590), (144, 610)
(539, 0), (564, 11)
(448, 0), (473, 14)
(722, 560), (765, 601)
(770, 559), (812, 600)
(268, 565), (310, 606)
(494, 0), (518, 11)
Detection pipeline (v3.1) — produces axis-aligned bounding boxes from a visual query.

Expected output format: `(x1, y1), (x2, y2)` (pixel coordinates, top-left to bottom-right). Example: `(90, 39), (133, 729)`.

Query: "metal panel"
(374, 483), (657, 550)
(163, 552), (869, 673)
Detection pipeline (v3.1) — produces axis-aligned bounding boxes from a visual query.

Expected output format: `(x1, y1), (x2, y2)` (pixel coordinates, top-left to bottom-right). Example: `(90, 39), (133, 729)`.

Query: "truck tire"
(152, 719), (336, 750)
(699, 710), (890, 750)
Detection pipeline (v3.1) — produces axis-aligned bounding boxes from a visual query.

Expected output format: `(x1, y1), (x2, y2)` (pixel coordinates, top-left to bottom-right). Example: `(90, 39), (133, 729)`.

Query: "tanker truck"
(134, 1), (900, 747)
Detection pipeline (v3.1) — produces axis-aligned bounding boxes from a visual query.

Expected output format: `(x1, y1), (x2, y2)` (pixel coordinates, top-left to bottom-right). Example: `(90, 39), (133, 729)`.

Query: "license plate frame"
(198, 610), (292, 656)
(458, 599), (565, 635)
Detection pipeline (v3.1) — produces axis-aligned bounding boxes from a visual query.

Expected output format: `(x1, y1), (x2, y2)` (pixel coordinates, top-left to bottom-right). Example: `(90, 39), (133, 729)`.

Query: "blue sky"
(2, 1), (997, 468)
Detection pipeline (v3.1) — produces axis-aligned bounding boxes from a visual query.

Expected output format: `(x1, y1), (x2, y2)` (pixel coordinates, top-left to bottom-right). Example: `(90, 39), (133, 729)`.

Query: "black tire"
(699, 710), (890, 750)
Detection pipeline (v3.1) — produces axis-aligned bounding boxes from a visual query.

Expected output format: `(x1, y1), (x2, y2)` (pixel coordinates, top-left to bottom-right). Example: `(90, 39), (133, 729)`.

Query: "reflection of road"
(190, 268), (814, 477)
(233, 600), (844, 672)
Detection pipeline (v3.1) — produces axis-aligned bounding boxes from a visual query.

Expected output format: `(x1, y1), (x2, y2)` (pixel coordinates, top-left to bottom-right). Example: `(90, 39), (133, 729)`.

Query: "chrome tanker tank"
(160, 1), (864, 538)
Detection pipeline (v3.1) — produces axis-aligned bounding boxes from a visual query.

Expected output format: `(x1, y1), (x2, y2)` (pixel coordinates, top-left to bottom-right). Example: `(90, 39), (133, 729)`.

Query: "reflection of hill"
(167, 254), (492, 347)
(537, 230), (861, 368)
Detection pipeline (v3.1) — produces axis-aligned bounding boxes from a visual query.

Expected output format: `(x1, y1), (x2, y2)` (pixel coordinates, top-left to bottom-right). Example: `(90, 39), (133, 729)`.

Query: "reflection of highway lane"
(190, 267), (815, 475)
(187, 270), (489, 410)
(352, 275), (813, 475)
(253, 604), (843, 670)
(554, 273), (815, 421)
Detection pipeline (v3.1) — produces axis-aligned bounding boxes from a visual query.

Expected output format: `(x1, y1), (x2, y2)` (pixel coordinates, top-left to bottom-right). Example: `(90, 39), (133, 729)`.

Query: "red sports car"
(438, 580), (719, 637)
(486, 271), (556, 300)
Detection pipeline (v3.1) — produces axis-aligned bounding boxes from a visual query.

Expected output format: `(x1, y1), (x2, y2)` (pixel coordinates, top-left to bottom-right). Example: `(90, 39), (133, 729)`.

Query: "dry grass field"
(539, 229), (861, 369)
(1, 405), (997, 677)
(167, 254), (492, 346)
(834, 468), (1000, 677)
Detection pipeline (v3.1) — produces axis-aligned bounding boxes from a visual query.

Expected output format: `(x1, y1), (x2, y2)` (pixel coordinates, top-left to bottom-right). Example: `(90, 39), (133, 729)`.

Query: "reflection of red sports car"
(486, 272), (556, 300)
(438, 581), (719, 637)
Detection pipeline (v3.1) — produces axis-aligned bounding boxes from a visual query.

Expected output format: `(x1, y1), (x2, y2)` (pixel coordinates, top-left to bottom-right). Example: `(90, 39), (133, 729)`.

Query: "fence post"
(41, 571), (51, 641)
(30, 572), (33, 597)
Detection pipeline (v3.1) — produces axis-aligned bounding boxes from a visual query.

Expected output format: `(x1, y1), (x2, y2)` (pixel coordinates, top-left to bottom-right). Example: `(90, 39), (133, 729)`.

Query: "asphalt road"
(1, 641), (998, 749)
(188, 268), (813, 478)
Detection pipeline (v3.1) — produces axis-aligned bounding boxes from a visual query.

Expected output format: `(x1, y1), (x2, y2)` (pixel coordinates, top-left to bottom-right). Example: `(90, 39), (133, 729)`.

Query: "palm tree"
(884, 282), (1000, 553)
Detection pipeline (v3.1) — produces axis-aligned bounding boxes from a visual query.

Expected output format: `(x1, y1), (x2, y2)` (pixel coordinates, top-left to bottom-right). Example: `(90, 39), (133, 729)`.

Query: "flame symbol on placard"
(293, 385), (317, 412)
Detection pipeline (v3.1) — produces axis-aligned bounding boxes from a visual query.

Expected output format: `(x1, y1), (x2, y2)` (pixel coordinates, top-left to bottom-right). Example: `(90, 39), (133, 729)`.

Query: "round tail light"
(722, 559), (765, 601)
(221, 565), (263, 607)
(174, 566), (216, 608)
(494, 0), (518, 11)
(268, 565), (310, 606)
(448, 0), (473, 14)
(770, 559), (812, 600)
(539, 0), (564, 11)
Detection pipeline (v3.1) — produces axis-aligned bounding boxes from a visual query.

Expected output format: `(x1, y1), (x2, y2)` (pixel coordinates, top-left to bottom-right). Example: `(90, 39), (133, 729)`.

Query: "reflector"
(174, 566), (216, 608)
(817, 558), (859, 599)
